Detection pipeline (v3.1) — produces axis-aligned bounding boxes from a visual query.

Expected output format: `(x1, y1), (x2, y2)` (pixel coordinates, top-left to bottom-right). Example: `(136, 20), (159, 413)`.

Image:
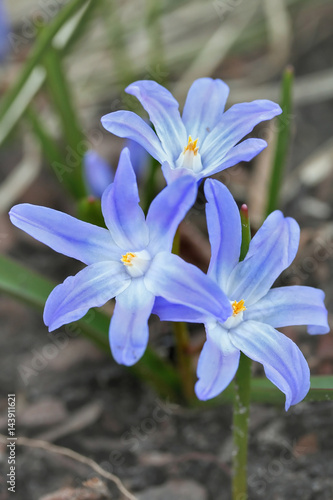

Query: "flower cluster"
(9, 77), (329, 409)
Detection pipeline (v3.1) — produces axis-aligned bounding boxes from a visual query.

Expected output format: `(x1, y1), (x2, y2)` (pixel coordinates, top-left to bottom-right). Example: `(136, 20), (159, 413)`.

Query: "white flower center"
(222, 299), (246, 330)
(175, 135), (202, 173)
(121, 249), (151, 278)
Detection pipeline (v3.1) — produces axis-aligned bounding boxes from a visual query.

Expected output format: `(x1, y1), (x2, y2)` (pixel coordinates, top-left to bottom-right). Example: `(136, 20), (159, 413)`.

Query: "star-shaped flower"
(154, 180), (329, 409)
(101, 78), (282, 184)
(9, 149), (232, 366)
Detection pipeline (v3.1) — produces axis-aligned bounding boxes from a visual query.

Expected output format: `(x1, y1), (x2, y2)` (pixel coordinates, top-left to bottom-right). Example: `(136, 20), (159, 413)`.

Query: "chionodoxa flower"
(154, 180), (329, 410)
(101, 78), (282, 184)
(9, 149), (232, 366)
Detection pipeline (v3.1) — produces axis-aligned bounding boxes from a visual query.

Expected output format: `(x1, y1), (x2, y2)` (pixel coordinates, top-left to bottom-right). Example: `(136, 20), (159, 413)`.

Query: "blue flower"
(101, 78), (282, 184)
(84, 142), (148, 198)
(83, 150), (114, 198)
(154, 180), (329, 409)
(0, 0), (10, 62)
(9, 149), (232, 366)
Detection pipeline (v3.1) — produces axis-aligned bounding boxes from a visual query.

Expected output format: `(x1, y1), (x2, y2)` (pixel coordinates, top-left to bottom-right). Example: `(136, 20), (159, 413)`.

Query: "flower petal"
(195, 322), (240, 400)
(201, 138), (267, 178)
(245, 286), (329, 335)
(204, 179), (241, 289)
(161, 160), (197, 185)
(152, 297), (205, 323)
(231, 320), (310, 410)
(44, 262), (130, 331)
(126, 139), (149, 180)
(182, 78), (230, 145)
(9, 204), (118, 265)
(101, 110), (166, 164)
(145, 252), (232, 323)
(101, 148), (149, 250)
(227, 211), (300, 305)
(83, 150), (114, 198)
(125, 80), (187, 161)
(201, 100), (282, 166)
(146, 175), (197, 254)
(109, 277), (154, 366)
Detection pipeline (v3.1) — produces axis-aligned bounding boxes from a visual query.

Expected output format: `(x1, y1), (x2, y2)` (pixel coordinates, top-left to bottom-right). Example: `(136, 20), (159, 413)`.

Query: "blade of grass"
(266, 66), (294, 215)
(42, 46), (86, 198)
(0, 0), (91, 148)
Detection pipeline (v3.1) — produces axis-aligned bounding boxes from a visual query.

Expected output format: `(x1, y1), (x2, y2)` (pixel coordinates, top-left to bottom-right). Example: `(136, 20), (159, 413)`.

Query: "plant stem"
(232, 353), (252, 500)
(265, 66), (294, 216)
(171, 228), (195, 403)
(232, 204), (252, 500)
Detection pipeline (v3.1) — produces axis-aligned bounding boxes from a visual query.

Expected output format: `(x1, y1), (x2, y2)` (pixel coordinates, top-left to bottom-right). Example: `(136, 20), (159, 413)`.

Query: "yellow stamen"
(183, 135), (199, 156)
(232, 299), (246, 317)
(121, 252), (136, 266)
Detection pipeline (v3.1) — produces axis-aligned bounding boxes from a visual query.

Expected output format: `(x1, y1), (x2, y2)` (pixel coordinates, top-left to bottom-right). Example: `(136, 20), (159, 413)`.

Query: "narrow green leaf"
(266, 66), (294, 216)
(196, 375), (333, 407)
(0, 0), (91, 147)
(42, 46), (86, 198)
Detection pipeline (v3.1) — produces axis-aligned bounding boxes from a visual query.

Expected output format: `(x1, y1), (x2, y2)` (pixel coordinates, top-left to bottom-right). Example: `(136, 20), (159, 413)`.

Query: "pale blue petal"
(125, 80), (187, 161)
(101, 148), (149, 250)
(145, 252), (232, 323)
(0, 0), (10, 61)
(231, 321), (310, 410)
(182, 78), (230, 145)
(205, 179), (241, 289)
(245, 286), (329, 335)
(109, 277), (154, 366)
(9, 204), (119, 265)
(44, 262), (130, 331)
(201, 100), (282, 166)
(201, 138), (267, 178)
(152, 297), (206, 323)
(101, 110), (167, 164)
(161, 160), (197, 185)
(227, 211), (300, 305)
(195, 322), (240, 400)
(83, 150), (114, 198)
(126, 139), (149, 180)
(146, 175), (197, 254)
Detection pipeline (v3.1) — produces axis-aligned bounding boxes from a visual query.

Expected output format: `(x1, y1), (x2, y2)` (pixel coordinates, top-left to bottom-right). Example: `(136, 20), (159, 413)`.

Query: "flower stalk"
(232, 204), (252, 500)
(172, 228), (195, 403)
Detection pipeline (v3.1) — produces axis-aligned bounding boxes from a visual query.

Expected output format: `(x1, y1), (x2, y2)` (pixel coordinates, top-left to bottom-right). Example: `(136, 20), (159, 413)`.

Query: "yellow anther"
(183, 135), (199, 156)
(232, 299), (246, 317)
(121, 252), (136, 266)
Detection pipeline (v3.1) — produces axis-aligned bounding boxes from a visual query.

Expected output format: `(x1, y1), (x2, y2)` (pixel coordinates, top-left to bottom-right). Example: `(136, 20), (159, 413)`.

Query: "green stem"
(232, 204), (252, 500)
(171, 228), (195, 403)
(266, 66), (294, 216)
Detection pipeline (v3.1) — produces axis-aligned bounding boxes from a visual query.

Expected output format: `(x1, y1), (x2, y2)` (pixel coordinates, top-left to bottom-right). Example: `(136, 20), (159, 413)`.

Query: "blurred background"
(0, 1), (333, 499)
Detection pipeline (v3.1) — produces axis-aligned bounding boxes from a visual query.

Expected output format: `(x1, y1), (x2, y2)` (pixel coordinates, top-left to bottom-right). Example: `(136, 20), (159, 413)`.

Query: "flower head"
(9, 149), (232, 366)
(83, 142), (148, 198)
(0, 0), (10, 62)
(154, 180), (329, 409)
(101, 78), (282, 184)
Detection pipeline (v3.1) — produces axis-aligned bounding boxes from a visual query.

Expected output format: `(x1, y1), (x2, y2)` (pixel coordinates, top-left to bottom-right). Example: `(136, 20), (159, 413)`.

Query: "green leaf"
(0, 0), (92, 148)
(42, 46), (86, 199)
(197, 374), (333, 407)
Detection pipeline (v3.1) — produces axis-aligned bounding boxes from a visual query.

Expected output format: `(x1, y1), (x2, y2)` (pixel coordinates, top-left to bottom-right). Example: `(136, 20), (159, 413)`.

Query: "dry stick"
(0, 434), (138, 500)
